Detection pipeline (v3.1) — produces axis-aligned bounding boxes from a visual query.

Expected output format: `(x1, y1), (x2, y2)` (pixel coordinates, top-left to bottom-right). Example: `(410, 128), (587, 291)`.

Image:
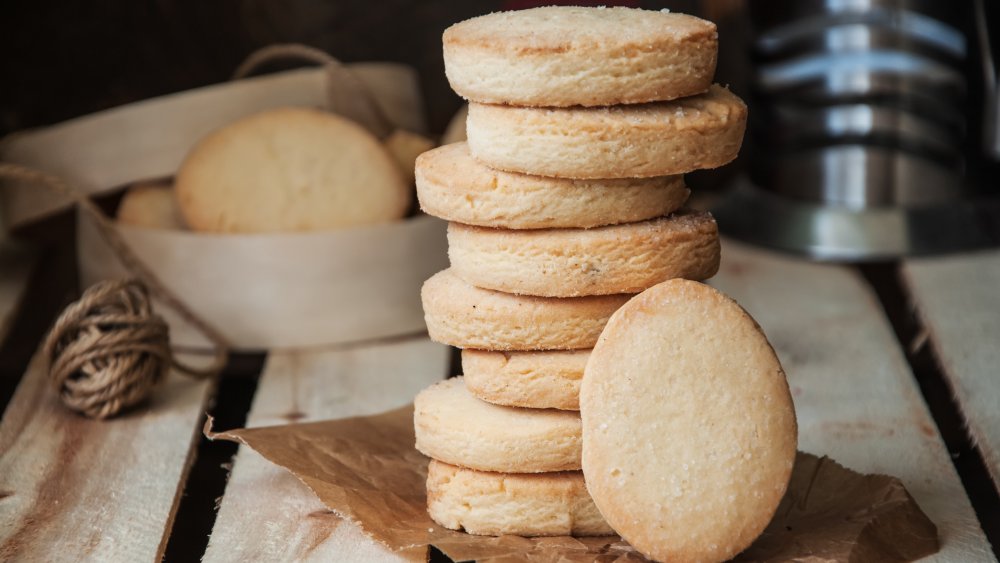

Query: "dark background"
(0, 0), (728, 138)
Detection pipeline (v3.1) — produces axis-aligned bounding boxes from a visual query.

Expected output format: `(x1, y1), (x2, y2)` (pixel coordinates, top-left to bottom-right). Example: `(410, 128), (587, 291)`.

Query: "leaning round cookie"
(417, 143), (689, 229)
(176, 107), (408, 233)
(443, 6), (717, 107)
(463, 349), (589, 410)
(466, 85), (747, 179)
(427, 460), (613, 537)
(580, 279), (797, 563)
(449, 211), (720, 297)
(415, 377), (581, 473)
(422, 269), (631, 350)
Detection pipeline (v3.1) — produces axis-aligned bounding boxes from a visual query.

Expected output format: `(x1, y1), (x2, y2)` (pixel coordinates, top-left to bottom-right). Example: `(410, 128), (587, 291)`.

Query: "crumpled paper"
(207, 405), (939, 562)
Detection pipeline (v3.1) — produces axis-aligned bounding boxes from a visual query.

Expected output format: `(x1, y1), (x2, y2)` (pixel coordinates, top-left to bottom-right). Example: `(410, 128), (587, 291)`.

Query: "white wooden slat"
(0, 242), (35, 347)
(902, 249), (1000, 489)
(0, 350), (215, 561)
(203, 337), (449, 563)
(712, 240), (994, 562)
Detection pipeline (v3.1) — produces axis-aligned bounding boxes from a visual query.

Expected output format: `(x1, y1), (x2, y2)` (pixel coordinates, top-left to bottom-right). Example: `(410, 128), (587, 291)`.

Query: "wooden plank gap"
(0, 348), (217, 561)
(712, 240), (995, 562)
(900, 250), (1000, 552)
(162, 353), (265, 562)
(203, 337), (449, 563)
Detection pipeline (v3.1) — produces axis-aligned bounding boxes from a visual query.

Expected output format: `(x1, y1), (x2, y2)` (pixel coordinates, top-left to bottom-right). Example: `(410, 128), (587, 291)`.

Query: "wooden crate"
(0, 241), (997, 561)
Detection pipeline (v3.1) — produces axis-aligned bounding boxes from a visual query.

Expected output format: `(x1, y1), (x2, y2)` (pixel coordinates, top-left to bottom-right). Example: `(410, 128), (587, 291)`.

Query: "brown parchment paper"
(207, 406), (939, 563)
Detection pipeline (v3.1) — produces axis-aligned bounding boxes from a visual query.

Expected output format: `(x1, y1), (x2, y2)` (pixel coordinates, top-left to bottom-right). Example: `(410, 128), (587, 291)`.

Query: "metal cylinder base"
(712, 180), (1000, 261)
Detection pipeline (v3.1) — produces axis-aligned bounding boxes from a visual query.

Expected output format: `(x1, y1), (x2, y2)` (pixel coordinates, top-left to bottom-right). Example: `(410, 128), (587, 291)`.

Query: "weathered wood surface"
(0, 350), (216, 561)
(203, 337), (449, 563)
(0, 242), (35, 347)
(902, 250), (1000, 489)
(712, 241), (995, 562)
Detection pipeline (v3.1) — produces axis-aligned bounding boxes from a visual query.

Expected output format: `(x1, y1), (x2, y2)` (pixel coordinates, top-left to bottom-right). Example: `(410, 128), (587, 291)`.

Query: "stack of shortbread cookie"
(413, 6), (748, 539)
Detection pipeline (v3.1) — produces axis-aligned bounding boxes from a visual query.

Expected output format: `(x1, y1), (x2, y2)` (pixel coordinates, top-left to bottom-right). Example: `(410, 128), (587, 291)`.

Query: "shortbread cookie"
(449, 211), (720, 297)
(417, 143), (688, 229)
(427, 460), (613, 536)
(176, 107), (408, 233)
(383, 129), (435, 186)
(116, 182), (186, 230)
(463, 349), (589, 410)
(466, 85), (747, 179)
(422, 269), (631, 350)
(443, 6), (717, 107)
(414, 377), (581, 473)
(581, 279), (797, 563)
(441, 105), (468, 145)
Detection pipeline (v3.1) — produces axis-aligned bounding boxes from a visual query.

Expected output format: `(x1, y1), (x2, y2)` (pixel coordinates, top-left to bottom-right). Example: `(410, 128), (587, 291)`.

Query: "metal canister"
(714, 0), (998, 259)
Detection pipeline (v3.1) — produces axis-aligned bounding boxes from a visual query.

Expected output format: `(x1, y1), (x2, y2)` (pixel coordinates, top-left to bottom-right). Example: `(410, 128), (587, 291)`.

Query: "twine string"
(232, 43), (395, 137)
(43, 280), (170, 418)
(1, 163), (229, 418)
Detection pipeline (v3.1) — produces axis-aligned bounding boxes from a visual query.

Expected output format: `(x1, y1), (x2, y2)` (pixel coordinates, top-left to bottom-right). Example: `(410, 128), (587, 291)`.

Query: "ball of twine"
(2, 162), (228, 420)
(42, 279), (170, 419)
